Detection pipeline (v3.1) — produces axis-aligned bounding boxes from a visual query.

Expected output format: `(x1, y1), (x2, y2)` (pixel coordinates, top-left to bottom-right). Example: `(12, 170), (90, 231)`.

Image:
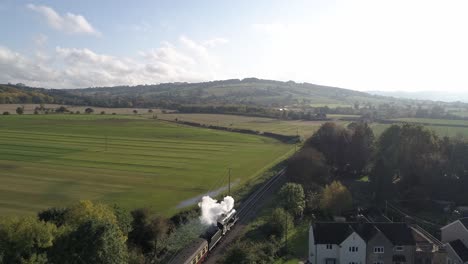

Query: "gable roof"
(312, 222), (415, 246)
(313, 223), (355, 244)
(449, 239), (468, 262)
(375, 223), (415, 245)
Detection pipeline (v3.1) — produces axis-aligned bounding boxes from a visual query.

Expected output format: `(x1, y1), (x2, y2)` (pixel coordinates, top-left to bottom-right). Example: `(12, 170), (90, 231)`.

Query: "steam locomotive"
(168, 209), (239, 264)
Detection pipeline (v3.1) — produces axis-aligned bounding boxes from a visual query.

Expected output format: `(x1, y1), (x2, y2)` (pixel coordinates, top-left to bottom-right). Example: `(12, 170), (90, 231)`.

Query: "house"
(309, 223), (367, 264)
(309, 222), (415, 264)
(441, 218), (468, 264)
(411, 225), (447, 264)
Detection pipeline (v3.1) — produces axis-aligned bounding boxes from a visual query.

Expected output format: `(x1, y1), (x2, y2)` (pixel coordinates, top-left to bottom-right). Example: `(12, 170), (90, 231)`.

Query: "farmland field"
(0, 114), (294, 216)
(159, 113), (349, 138)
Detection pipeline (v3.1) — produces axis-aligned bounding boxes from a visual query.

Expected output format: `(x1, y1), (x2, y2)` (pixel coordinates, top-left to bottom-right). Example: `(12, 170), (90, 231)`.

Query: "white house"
(309, 223), (367, 264)
(441, 218), (468, 264)
(309, 222), (417, 264)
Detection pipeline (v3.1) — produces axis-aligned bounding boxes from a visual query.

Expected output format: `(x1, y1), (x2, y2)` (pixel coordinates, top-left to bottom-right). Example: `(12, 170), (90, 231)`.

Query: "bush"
(16, 106), (24, 115)
(85, 108), (94, 114)
(2, 111), (9, 115)
(101, 111), (106, 115)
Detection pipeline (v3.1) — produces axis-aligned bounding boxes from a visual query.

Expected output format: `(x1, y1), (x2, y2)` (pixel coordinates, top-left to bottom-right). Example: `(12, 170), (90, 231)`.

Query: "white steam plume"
(198, 196), (235, 226)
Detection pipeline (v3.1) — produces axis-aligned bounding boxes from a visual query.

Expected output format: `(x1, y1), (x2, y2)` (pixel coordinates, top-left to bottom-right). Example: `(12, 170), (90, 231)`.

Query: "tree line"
(283, 121), (468, 216)
(0, 200), (203, 264)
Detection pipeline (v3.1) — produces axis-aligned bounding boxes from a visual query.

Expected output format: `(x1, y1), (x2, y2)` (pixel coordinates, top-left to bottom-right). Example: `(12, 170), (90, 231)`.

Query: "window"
(374, 261), (384, 264)
(326, 244), (333, 249)
(349, 262), (358, 264)
(349, 246), (359, 252)
(326, 259), (337, 264)
(395, 246), (404, 251)
(374, 246), (384, 253)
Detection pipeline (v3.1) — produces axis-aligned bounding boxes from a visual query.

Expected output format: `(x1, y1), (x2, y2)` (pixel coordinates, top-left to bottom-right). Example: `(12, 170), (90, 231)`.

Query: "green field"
(0, 115), (294, 216)
(160, 113), (348, 138)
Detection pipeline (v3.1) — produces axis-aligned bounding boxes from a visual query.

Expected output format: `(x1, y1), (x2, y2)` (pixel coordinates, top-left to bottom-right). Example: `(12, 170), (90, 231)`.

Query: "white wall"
(316, 244), (340, 264)
(339, 232), (366, 264)
(309, 226), (316, 263)
(441, 221), (468, 247)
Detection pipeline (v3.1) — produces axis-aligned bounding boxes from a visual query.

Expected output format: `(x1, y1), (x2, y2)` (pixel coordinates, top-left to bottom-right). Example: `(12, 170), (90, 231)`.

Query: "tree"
(346, 122), (375, 176)
(112, 205), (132, 235)
(49, 219), (128, 264)
(63, 200), (120, 229)
(16, 106), (24, 115)
(370, 124), (441, 199)
(320, 181), (352, 215)
(38, 207), (69, 227)
(223, 242), (257, 264)
(0, 216), (58, 264)
(265, 207), (293, 239)
(85, 108), (94, 114)
(128, 209), (169, 254)
(278, 183), (305, 218)
(285, 147), (331, 189)
(306, 122), (351, 175)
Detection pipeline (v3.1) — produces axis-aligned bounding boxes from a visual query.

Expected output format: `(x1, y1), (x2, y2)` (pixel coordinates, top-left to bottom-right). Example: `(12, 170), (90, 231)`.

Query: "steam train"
(168, 209), (239, 264)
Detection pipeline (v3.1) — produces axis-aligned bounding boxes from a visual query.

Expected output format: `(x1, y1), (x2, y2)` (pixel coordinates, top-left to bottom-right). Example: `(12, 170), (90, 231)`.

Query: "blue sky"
(1, 0), (468, 92)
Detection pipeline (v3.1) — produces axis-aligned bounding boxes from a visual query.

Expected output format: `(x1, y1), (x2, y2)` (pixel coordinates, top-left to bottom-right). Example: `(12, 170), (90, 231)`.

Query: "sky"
(1, 0), (468, 92)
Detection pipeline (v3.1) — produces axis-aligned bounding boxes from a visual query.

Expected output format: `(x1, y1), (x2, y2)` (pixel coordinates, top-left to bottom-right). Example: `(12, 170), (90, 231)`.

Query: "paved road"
(204, 170), (287, 264)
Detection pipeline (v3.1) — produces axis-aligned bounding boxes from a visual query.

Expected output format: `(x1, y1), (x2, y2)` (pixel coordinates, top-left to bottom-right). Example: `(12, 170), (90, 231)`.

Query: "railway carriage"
(169, 208), (239, 264)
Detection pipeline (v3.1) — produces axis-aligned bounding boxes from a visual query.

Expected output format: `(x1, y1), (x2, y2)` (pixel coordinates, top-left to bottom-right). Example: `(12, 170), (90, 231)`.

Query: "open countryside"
(0, 114), (293, 215)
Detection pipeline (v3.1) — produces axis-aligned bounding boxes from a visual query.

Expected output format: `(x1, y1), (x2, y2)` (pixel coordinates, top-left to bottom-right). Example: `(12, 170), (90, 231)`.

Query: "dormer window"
(326, 244), (333, 249)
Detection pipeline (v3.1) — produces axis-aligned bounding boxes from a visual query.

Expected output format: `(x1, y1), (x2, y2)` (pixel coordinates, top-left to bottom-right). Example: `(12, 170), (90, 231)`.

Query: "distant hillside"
(66, 78), (401, 108)
(0, 84), (90, 105)
(1, 79), (466, 113)
(369, 90), (468, 103)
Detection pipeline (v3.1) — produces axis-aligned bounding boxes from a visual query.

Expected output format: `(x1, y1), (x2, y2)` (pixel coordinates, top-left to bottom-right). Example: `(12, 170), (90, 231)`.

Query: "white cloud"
(27, 4), (100, 36)
(249, 0), (468, 92)
(203, 38), (229, 48)
(0, 36), (224, 88)
(34, 34), (48, 47)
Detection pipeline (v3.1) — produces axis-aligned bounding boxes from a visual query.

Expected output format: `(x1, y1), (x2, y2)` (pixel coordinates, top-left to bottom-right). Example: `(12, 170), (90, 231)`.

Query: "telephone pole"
(228, 168), (232, 196)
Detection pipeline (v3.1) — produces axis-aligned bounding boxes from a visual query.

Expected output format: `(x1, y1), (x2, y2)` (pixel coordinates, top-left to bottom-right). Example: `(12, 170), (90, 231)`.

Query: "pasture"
(0, 114), (294, 216)
(159, 113), (348, 138)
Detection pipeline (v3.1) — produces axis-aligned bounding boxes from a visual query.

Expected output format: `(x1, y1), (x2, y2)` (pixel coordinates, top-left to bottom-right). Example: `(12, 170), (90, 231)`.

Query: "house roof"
(313, 223), (355, 244)
(374, 223), (415, 245)
(449, 240), (468, 262)
(312, 222), (415, 246)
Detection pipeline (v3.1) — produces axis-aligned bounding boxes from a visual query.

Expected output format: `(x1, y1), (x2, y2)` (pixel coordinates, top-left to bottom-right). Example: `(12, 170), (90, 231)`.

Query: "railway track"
(204, 167), (287, 263)
(237, 168), (286, 219)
